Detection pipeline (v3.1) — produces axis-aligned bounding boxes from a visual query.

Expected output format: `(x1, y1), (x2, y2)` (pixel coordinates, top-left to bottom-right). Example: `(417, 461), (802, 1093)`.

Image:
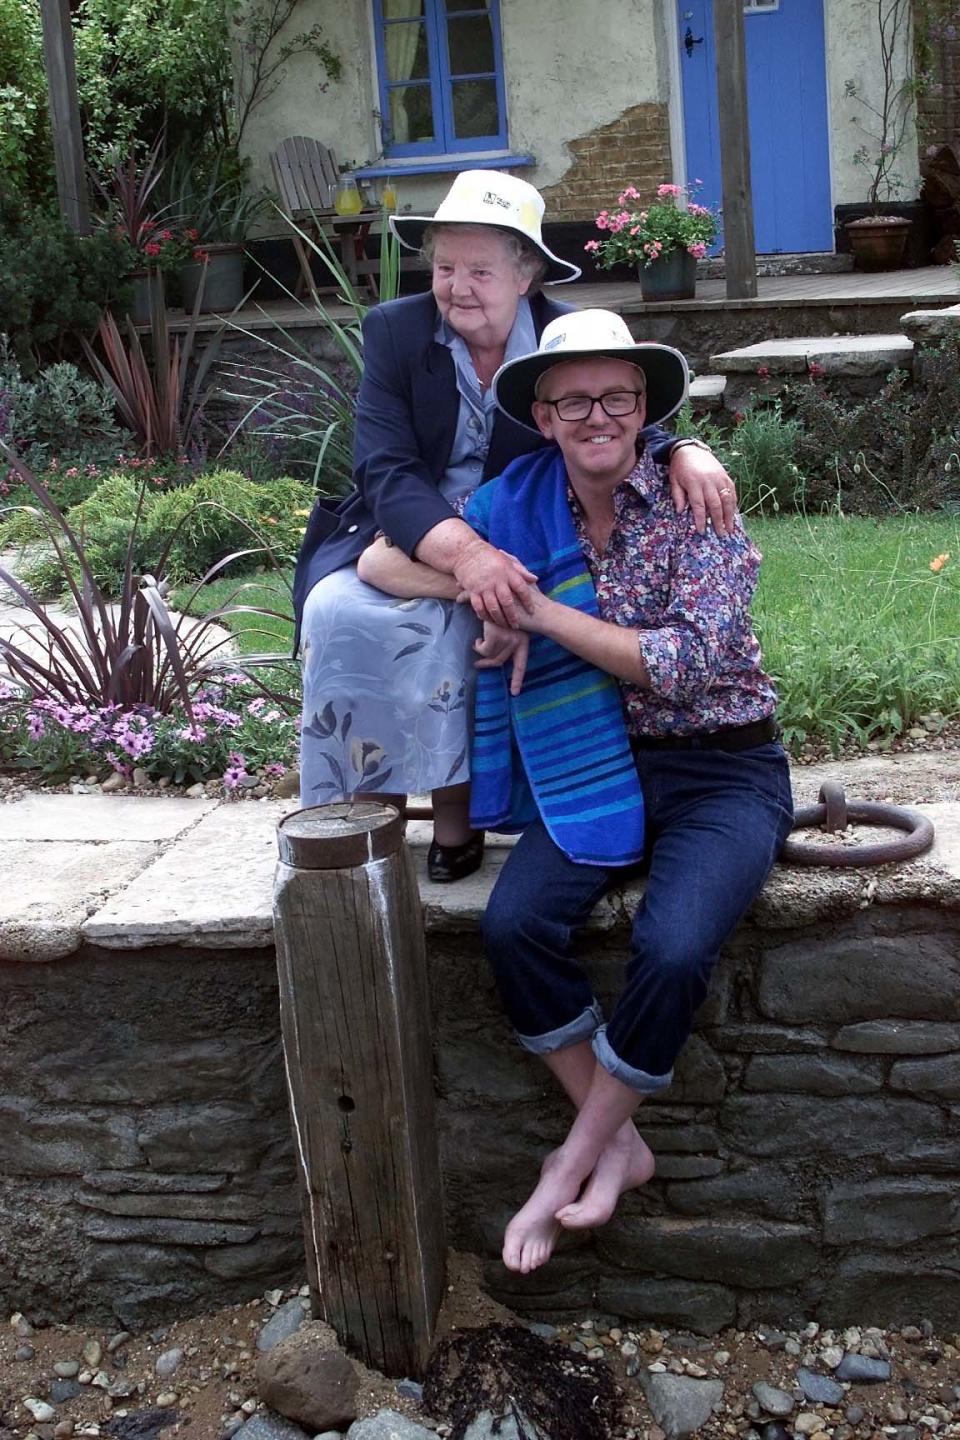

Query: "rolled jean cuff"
(591, 1024), (674, 1096)
(516, 1000), (603, 1056)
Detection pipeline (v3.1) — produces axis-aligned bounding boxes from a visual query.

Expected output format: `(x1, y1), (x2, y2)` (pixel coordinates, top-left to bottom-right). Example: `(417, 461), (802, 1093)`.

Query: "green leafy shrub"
(0, 340), (123, 479)
(670, 400), (806, 514)
(0, 192), (134, 371)
(11, 469), (313, 598)
(0, 0), (52, 202)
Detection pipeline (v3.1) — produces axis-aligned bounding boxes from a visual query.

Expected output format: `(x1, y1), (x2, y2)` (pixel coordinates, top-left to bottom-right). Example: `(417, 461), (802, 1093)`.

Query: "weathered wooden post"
(273, 802), (446, 1378)
(713, 0), (757, 298)
(39, 0), (91, 235)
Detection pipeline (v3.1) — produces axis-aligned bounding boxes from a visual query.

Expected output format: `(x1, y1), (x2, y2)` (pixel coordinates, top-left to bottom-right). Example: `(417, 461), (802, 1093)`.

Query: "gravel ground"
(2, 1254), (959, 1440)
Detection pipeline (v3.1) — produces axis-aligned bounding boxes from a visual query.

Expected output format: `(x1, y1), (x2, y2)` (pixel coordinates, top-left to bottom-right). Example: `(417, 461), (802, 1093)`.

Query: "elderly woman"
(293, 170), (736, 881)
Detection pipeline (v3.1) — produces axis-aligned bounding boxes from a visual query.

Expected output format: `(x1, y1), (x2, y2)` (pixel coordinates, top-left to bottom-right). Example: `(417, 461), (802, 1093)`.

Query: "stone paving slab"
(901, 303), (960, 343)
(0, 793), (216, 843)
(689, 374), (726, 409)
(710, 334), (913, 375)
(0, 840), (157, 962)
(82, 799), (296, 949)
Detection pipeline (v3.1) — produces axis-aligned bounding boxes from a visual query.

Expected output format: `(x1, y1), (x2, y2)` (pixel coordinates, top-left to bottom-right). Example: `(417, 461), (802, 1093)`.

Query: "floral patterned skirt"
(299, 565), (482, 805)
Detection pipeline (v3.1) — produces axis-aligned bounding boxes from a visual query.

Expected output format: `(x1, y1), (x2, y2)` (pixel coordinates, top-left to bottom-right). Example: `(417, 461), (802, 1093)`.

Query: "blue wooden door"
(677, 0), (833, 253)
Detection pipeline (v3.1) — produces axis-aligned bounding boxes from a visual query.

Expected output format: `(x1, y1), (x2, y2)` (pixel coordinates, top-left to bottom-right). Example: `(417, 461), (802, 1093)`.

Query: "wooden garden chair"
(270, 137), (381, 301)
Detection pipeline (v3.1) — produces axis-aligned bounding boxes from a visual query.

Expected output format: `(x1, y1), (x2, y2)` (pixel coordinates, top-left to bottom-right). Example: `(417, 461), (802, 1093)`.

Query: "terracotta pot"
(845, 216), (911, 272)
(638, 249), (697, 302)
(180, 243), (245, 313)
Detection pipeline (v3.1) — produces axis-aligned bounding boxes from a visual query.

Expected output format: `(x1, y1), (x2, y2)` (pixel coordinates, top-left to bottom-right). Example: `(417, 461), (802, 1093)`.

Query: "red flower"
(192, 248), (210, 263)
(808, 361), (826, 378)
(143, 242), (161, 257)
(756, 365), (771, 380)
(185, 228), (200, 241)
(158, 229), (174, 241)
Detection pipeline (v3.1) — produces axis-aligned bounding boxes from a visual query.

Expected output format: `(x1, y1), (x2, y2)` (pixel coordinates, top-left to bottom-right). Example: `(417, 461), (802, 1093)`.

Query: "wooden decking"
(171, 263), (960, 335)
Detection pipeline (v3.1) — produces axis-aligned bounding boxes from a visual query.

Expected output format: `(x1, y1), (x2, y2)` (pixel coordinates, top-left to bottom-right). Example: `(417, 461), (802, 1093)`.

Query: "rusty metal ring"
(779, 781), (935, 867)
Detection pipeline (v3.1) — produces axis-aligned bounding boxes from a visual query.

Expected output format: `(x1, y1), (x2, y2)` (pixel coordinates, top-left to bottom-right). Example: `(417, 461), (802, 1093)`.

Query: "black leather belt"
(631, 716), (780, 753)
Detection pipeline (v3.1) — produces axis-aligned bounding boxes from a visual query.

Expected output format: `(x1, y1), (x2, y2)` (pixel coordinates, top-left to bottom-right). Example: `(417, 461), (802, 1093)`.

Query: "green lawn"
(750, 513), (960, 749)
(174, 570), (295, 658)
(182, 513), (960, 754)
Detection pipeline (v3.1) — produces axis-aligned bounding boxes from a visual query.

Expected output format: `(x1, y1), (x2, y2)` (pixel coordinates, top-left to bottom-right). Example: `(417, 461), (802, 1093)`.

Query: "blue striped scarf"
(464, 445), (645, 866)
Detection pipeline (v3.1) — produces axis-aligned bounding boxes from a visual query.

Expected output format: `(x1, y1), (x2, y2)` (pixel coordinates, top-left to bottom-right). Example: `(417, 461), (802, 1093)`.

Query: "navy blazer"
(292, 289), (678, 645)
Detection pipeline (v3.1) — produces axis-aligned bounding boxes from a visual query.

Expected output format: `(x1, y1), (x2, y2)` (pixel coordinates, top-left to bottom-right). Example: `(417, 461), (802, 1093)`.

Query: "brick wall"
(915, 0), (960, 151)
(539, 103), (672, 222)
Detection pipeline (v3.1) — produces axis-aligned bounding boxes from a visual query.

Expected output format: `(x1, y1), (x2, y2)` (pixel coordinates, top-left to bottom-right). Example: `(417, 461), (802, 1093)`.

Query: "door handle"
(684, 25), (704, 57)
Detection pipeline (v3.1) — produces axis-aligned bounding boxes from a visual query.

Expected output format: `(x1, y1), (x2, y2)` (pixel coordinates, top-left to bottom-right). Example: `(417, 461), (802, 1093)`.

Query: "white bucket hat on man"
(388, 170), (581, 285)
(493, 309), (689, 433)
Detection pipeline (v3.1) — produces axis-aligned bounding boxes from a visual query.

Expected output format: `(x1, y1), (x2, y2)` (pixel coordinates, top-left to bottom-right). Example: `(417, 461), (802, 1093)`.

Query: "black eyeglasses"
(541, 390), (646, 422)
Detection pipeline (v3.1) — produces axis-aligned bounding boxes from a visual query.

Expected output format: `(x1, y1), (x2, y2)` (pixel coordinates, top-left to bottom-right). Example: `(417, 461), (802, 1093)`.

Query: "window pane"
(384, 18), (430, 82)
(446, 0), (488, 10)
(447, 14), (494, 75)
(389, 84), (435, 144)
(451, 78), (498, 139)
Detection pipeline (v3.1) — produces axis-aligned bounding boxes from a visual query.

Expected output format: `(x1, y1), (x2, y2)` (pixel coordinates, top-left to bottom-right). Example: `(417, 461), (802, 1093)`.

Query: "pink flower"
(657, 183), (683, 199)
(143, 242), (161, 257)
(65, 466), (79, 478)
(584, 240), (601, 253)
(687, 242), (707, 259)
(192, 248), (210, 263)
(27, 711), (45, 740)
(757, 365), (771, 379)
(808, 361), (825, 378)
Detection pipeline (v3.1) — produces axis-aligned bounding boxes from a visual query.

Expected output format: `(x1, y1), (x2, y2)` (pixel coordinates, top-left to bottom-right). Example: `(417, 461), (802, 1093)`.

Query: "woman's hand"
(453, 538), (538, 629)
(668, 443), (738, 537)
(474, 621), (530, 695)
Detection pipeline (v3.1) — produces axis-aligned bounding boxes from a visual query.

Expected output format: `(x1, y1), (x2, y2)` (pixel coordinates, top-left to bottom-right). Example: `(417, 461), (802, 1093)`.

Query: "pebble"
(761, 1425), (792, 1440)
(101, 772), (126, 793)
(54, 1423), (75, 1439)
(107, 1332), (131, 1353)
(156, 1392), (179, 1407)
(24, 1400), (57, 1423)
(714, 1352), (731, 1367)
(155, 1348), (184, 1379)
(132, 767), (150, 787)
(753, 1383), (795, 1417)
(185, 782), (205, 798)
(15, 1344), (36, 1361)
(50, 1380), (83, 1403)
(82, 1340), (102, 1368)
(396, 1379), (424, 1403)
(836, 1353), (891, 1383)
(264, 1289), (284, 1307)
(12, 1312), (34, 1337)
(845, 1406), (865, 1425)
(794, 1413), (826, 1435)
(822, 1346), (844, 1369)
(796, 1369), (845, 1407)
(759, 1330), (790, 1351)
(54, 1361), (80, 1379)
(622, 1341), (639, 1358)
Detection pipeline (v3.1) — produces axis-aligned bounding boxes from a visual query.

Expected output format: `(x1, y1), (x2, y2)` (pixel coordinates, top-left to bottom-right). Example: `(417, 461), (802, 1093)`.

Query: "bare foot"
(502, 1148), (587, 1274)
(556, 1125), (655, 1230)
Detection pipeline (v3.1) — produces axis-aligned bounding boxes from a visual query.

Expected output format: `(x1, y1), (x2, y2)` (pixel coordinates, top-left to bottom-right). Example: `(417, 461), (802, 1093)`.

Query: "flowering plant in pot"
(585, 182), (719, 301)
(843, 0), (918, 270)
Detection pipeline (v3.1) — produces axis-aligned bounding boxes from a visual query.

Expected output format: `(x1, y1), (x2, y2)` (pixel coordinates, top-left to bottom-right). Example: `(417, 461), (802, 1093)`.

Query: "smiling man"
(463, 310), (794, 1275)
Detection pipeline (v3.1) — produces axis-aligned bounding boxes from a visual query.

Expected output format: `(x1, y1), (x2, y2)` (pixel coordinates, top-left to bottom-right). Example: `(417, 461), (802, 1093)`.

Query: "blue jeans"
(481, 743), (794, 1095)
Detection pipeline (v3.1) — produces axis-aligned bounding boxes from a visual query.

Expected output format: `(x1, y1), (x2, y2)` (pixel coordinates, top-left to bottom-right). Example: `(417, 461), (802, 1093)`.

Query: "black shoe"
(427, 832), (485, 883)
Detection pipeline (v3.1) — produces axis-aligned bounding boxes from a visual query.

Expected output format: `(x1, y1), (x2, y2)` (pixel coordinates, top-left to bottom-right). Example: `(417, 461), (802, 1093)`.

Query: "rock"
(527, 1322), (557, 1340)
(12, 1312), (34, 1336)
(232, 1417), (309, 1440)
(761, 1425), (792, 1440)
(107, 1333), (131, 1354)
(50, 1381), (83, 1403)
(641, 1373), (725, 1439)
(154, 1349), (184, 1380)
(796, 1370), (845, 1407)
(256, 1301), (307, 1354)
(132, 768), (150, 788)
(256, 1328), (360, 1432)
(82, 1341), (103, 1369)
(103, 1411), (186, 1439)
(53, 1362), (80, 1379)
(794, 1414), (826, 1435)
(836, 1354), (891, 1383)
(821, 1347), (844, 1369)
(394, 1380), (423, 1403)
(155, 1392), (178, 1408)
(346, 1412), (437, 1440)
(265, 1289), (285, 1307)
(758, 1330), (790, 1351)
(102, 773), (126, 794)
(845, 1407), (865, 1425)
(54, 1422), (75, 1439)
(24, 1399), (57, 1423)
(185, 783), (206, 798)
(753, 1384), (794, 1417)
(15, 1344), (36, 1361)
(272, 770), (301, 800)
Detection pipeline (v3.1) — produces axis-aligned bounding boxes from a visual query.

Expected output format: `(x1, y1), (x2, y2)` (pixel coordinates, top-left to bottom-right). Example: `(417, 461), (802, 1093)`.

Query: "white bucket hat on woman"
(493, 309), (689, 433)
(388, 170), (581, 285)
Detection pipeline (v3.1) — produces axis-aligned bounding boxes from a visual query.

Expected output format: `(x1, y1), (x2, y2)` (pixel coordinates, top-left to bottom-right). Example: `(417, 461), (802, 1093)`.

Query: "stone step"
(900, 302), (960, 344)
(688, 374), (726, 411)
(709, 333), (914, 378)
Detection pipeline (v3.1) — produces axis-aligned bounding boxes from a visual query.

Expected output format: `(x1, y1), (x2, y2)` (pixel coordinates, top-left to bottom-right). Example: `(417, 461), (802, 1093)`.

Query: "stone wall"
(3, 885), (959, 1334)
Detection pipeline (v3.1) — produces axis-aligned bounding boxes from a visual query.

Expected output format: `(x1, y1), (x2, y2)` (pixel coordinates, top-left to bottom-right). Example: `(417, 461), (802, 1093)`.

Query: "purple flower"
(27, 710), (45, 740)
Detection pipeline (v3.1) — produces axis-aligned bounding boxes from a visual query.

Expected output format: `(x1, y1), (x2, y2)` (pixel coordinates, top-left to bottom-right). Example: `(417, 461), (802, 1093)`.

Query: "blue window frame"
(372, 0), (508, 158)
